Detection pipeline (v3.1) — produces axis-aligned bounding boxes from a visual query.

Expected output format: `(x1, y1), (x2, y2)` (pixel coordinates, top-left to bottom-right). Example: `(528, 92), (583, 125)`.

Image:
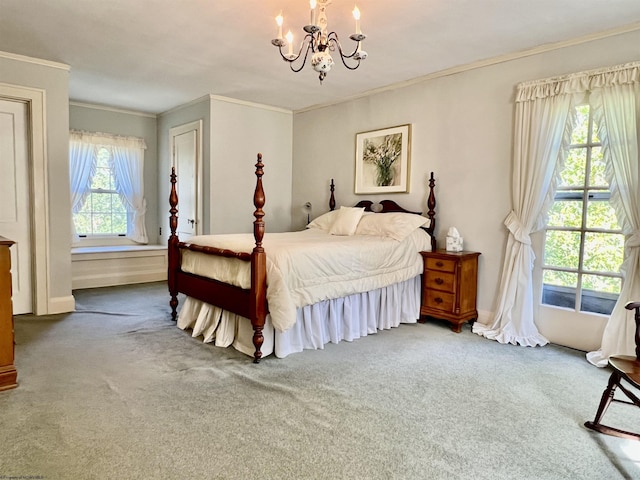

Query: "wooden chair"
(584, 301), (640, 441)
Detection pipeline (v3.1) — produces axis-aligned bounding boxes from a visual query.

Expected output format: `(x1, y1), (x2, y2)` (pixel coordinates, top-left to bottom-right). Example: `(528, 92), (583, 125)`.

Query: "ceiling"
(2, 1), (640, 114)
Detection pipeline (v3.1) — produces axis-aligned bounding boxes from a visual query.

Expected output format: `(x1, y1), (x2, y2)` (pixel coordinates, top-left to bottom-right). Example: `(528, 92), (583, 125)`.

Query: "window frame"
(71, 146), (136, 247)
(541, 103), (624, 315)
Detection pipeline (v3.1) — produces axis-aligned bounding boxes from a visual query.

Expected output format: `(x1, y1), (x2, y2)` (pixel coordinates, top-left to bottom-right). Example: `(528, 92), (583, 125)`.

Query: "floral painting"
(355, 124), (411, 194)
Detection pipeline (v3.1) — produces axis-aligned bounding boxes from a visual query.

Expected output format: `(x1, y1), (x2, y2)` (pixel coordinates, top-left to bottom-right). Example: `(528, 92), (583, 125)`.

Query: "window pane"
(581, 275), (619, 314)
(591, 117), (600, 144)
(586, 198), (619, 230)
(92, 167), (112, 190)
(544, 231), (580, 269)
(571, 105), (589, 144)
(74, 213), (91, 235)
(92, 213), (112, 234)
(112, 214), (127, 234)
(542, 270), (577, 309)
(559, 149), (586, 187)
(547, 199), (582, 228)
(91, 192), (113, 213)
(583, 232), (624, 273)
(112, 195), (126, 214)
(96, 148), (110, 168)
(589, 147), (606, 187)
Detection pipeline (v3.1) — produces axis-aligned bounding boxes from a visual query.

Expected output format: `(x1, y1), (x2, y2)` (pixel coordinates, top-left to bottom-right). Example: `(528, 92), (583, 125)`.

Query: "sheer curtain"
(69, 131), (97, 239)
(472, 83), (575, 346)
(69, 131), (97, 214)
(110, 138), (148, 244)
(587, 75), (640, 366)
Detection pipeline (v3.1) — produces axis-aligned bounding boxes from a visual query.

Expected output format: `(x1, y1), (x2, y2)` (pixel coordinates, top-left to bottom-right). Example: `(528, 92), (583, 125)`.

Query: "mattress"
(180, 228), (432, 332)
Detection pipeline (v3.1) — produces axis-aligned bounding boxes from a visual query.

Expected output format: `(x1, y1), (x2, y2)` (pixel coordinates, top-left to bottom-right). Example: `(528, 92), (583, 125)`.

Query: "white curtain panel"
(69, 131), (98, 239)
(110, 143), (148, 244)
(587, 80), (640, 366)
(69, 131), (97, 213)
(473, 88), (574, 346)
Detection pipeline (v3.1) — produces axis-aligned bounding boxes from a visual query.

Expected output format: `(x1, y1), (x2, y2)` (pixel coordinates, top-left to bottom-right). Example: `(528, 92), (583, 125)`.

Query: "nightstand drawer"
(424, 270), (455, 292)
(423, 289), (455, 312)
(424, 257), (456, 273)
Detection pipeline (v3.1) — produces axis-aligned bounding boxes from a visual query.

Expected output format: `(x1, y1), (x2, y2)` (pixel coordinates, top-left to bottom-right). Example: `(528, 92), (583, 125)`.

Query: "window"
(542, 104), (624, 315)
(69, 130), (148, 245)
(73, 147), (127, 237)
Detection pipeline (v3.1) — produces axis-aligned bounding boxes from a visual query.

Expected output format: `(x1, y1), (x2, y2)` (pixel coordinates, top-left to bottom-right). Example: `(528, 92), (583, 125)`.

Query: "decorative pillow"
(328, 206), (365, 236)
(306, 210), (340, 231)
(355, 212), (427, 241)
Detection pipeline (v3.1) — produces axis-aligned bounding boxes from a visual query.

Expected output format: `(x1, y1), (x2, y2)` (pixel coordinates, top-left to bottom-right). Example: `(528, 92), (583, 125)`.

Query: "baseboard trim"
(48, 295), (76, 314)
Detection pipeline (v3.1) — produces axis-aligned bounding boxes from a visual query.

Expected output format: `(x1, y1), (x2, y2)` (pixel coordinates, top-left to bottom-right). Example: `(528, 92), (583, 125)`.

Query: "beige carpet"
(1, 282), (639, 479)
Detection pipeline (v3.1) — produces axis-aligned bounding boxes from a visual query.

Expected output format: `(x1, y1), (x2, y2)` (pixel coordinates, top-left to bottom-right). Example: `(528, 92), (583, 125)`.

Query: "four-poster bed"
(168, 153), (437, 362)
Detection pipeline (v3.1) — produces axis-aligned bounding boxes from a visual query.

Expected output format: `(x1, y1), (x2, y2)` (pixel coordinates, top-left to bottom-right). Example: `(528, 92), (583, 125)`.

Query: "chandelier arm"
(327, 36), (362, 70)
(276, 35), (314, 73)
(289, 42), (313, 73)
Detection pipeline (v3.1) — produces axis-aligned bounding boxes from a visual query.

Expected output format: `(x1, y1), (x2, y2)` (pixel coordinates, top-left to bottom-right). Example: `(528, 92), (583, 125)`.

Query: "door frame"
(170, 120), (203, 236)
(0, 83), (50, 315)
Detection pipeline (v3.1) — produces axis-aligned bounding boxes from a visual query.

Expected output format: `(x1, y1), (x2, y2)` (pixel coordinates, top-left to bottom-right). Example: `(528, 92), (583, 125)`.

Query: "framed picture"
(354, 124), (411, 194)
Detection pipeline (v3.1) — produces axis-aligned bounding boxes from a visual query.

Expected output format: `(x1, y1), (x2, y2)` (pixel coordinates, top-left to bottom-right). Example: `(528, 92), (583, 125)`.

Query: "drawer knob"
(434, 297), (443, 304)
(436, 261), (444, 267)
(435, 278), (444, 285)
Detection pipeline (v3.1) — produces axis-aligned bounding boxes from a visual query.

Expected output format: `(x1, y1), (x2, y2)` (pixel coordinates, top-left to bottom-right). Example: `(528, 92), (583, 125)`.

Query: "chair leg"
(585, 371), (640, 441)
(585, 371), (619, 429)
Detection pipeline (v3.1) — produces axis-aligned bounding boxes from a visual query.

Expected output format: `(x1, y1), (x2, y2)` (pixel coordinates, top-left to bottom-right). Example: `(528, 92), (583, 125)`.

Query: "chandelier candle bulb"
(353, 6), (361, 34)
(310, 0), (317, 26)
(276, 13), (283, 40)
(286, 30), (294, 57)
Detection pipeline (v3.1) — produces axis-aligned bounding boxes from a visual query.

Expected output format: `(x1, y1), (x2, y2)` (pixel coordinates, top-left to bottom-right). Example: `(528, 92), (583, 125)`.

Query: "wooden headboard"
(327, 172), (437, 251)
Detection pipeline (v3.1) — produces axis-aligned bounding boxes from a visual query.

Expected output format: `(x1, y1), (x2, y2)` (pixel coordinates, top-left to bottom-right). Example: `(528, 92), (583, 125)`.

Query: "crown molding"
(209, 95), (292, 114)
(0, 50), (69, 71)
(295, 21), (640, 114)
(69, 101), (157, 118)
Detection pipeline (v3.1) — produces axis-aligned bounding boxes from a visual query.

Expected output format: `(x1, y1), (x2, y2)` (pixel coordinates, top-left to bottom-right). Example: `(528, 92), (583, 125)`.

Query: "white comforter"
(181, 228), (432, 332)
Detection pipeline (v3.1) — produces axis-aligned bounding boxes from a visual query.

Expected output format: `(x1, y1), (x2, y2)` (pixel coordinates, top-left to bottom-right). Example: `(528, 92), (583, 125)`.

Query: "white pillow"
(328, 206), (365, 236)
(355, 212), (427, 241)
(306, 210), (340, 231)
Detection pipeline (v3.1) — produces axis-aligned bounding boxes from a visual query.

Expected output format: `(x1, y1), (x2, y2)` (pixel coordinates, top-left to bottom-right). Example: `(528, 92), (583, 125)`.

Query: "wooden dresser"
(0, 236), (17, 391)
(420, 249), (480, 333)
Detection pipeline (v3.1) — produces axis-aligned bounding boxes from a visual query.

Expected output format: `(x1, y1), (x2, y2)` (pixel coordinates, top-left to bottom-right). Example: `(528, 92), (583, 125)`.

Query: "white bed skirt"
(177, 275), (422, 358)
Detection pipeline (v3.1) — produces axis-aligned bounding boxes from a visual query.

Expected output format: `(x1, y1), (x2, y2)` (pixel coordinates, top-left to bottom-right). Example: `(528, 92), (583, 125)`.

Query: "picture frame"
(354, 124), (411, 194)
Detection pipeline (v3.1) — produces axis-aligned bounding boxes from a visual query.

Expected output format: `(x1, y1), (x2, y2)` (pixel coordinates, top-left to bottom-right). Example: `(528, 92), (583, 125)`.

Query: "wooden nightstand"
(420, 249), (480, 333)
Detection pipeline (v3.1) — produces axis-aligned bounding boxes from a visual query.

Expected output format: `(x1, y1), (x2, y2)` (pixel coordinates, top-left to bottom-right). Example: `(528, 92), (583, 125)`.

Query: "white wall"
(0, 53), (73, 309)
(158, 95), (293, 241)
(292, 28), (640, 328)
(157, 97), (211, 242)
(210, 96), (293, 233)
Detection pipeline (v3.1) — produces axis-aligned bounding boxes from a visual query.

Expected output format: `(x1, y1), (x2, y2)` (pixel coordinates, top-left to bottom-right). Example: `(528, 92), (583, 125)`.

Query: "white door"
(0, 99), (32, 314)
(170, 120), (203, 240)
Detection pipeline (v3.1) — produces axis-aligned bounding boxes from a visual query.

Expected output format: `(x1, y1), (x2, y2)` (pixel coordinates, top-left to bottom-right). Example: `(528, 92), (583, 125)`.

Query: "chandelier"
(271, 0), (367, 83)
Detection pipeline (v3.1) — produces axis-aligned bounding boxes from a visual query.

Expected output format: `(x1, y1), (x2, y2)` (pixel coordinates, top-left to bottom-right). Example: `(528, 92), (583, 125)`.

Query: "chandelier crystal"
(271, 0), (367, 83)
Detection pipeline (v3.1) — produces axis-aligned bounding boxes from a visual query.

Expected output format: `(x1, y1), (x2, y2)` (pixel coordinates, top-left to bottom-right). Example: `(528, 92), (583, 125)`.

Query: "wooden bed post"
(427, 172), (437, 251)
(329, 179), (336, 211)
(250, 153), (267, 363)
(168, 167), (180, 320)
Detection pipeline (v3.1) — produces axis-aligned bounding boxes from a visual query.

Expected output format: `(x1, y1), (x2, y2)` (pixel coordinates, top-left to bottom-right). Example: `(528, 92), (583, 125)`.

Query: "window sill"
(72, 244), (166, 255)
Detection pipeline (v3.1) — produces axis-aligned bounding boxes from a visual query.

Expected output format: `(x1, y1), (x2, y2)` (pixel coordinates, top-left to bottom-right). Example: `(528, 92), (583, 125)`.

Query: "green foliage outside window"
(543, 104), (623, 313)
(73, 147), (127, 236)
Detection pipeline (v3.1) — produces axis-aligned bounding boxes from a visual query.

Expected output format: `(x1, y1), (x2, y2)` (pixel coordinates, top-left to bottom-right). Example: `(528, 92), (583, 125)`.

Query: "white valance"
(516, 61), (640, 102)
(70, 129), (147, 150)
